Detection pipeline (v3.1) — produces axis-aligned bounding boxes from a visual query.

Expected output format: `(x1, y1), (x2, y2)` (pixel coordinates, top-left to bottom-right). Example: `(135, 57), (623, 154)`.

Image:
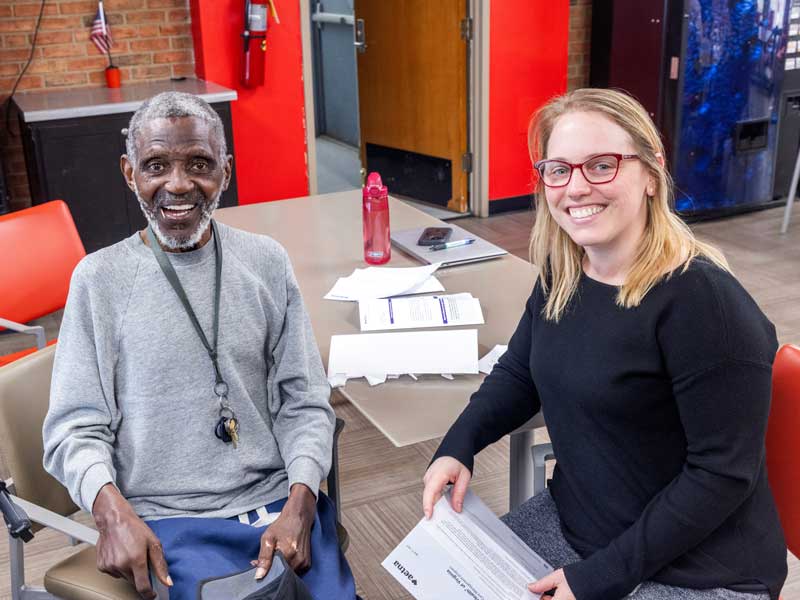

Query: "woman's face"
(543, 110), (653, 258)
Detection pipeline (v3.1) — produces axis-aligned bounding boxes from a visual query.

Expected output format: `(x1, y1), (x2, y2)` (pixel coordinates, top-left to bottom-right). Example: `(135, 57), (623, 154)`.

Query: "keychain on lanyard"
(146, 222), (240, 448)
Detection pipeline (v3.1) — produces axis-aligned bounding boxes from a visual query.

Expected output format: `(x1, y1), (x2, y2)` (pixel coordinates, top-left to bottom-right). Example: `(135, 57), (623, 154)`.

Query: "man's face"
(122, 116), (232, 250)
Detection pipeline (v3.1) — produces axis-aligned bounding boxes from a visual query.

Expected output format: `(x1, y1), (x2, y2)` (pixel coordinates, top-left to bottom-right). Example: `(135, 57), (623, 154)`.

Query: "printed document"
(327, 329), (479, 387)
(324, 263), (444, 301)
(479, 344), (508, 374)
(383, 490), (553, 600)
(358, 293), (484, 331)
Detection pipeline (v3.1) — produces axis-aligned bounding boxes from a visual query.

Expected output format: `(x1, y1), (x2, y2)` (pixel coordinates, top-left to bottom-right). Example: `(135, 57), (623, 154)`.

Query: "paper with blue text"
(358, 293), (484, 331)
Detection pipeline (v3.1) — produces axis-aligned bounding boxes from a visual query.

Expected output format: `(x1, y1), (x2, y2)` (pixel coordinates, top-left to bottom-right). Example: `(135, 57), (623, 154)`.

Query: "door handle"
(354, 18), (367, 53)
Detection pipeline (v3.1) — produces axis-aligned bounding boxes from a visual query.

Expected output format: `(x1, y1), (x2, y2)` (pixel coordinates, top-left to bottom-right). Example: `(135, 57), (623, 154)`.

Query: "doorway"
(305, 0), (481, 218)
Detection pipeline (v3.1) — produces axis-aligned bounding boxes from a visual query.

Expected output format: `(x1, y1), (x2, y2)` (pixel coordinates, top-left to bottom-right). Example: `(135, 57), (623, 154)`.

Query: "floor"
(315, 136), (361, 194)
(314, 136), (468, 220)
(1, 204), (798, 599)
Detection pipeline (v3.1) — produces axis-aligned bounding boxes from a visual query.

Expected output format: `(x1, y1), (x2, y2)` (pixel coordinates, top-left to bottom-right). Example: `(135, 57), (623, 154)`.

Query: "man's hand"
(422, 456), (472, 519)
(253, 483), (317, 579)
(92, 484), (172, 599)
(528, 568), (576, 600)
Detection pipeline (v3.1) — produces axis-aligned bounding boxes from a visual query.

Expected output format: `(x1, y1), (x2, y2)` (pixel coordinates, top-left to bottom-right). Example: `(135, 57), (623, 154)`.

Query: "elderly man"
(43, 92), (356, 600)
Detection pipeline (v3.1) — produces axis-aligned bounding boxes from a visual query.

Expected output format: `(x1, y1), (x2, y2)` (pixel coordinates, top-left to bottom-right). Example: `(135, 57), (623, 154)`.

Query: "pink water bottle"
(362, 172), (391, 265)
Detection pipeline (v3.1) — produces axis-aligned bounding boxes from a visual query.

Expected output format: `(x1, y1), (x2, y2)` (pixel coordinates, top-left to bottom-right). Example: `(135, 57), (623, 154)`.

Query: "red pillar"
(489, 0), (569, 203)
(189, 0), (309, 204)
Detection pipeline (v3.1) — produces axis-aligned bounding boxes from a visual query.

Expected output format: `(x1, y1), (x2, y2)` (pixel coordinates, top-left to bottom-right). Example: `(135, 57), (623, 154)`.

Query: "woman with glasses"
(422, 89), (787, 600)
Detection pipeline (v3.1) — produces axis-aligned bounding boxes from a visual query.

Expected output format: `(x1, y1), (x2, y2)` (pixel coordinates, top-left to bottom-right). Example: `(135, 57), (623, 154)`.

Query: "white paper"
(358, 293), (484, 331)
(365, 374), (387, 386)
(326, 329), (479, 386)
(382, 490), (553, 600)
(479, 344), (508, 374)
(328, 373), (348, 388)
(324, 263), (444, 301)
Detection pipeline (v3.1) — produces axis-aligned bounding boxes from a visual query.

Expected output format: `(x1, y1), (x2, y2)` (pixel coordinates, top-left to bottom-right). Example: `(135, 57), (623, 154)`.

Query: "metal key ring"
(214, 381), (229, 398)
(218, 405), (235, 420)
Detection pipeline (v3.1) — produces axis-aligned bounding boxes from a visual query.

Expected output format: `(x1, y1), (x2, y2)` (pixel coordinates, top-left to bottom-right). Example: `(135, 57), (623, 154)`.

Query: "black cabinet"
(17, 102), (238, 253)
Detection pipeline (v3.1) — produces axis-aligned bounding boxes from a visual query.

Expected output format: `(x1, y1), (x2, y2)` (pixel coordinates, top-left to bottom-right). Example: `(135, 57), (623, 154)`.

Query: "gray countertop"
(13, 78), (237, 123)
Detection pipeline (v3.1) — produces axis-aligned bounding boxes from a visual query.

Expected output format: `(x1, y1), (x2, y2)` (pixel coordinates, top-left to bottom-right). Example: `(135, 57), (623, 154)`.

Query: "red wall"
(489, 1), (569, 202)
(189, 0), (308, 204)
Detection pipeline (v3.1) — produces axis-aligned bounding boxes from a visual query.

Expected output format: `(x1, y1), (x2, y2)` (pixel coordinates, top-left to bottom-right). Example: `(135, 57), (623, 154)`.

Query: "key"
(226, 418), (239, 449)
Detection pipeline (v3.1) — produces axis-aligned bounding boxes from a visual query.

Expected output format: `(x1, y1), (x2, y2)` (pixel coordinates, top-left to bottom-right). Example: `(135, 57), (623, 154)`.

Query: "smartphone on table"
(417, 227), (452, 246)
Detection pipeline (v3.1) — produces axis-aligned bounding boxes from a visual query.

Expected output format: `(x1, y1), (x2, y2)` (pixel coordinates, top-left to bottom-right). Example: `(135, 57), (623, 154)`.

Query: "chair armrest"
(532, 443), (554, 468)
(327, 418), (346, 523)
(8, 494), (98, 545)
(0, 317), (46, 350)
(531, 443), (555, 497)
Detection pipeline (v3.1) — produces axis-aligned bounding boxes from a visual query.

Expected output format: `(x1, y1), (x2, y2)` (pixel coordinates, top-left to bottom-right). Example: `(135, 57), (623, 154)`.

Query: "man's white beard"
(135, 184), (221, 250)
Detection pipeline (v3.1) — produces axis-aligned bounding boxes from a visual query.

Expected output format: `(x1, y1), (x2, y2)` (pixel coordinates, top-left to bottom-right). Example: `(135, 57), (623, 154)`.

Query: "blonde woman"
(422, 89), (787, 600)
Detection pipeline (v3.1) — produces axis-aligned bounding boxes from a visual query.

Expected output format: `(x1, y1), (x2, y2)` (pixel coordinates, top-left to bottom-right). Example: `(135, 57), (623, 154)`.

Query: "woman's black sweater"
(433, 259), (787, 600)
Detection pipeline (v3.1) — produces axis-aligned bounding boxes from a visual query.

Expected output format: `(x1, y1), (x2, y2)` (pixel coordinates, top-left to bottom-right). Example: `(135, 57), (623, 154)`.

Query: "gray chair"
(0, 345), (349, 599)
(0, 345), (138, 599)
(532, 442), (555, 497)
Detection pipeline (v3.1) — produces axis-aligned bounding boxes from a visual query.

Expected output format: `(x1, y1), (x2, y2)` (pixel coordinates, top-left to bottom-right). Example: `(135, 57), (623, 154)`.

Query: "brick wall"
(568, 0), (592, 91)
(0, 0), (195, 211)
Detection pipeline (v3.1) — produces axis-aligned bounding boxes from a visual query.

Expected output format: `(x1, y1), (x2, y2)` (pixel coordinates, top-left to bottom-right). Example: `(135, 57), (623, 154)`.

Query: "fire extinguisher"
(241, 0), (268, 88)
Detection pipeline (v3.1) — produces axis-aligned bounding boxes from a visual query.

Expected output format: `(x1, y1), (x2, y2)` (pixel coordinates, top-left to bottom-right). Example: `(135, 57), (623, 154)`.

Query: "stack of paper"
(324, 263), (444, 301)
(479, 344), (508, 374)
(358, 293), (484, 331)
(327, 329), (479, 387)
(382, 490), (552, 599)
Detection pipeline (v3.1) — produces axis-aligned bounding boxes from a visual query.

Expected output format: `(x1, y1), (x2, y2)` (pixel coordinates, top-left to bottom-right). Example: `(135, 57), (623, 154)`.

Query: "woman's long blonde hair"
(528, 88), (729, 321)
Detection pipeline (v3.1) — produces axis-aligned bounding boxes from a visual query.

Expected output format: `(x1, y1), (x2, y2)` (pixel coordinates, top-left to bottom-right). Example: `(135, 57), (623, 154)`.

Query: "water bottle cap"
(364, 172), (388, 199)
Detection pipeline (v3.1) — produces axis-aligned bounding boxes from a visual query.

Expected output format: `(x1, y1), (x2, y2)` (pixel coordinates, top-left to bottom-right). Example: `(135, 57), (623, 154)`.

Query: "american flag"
(89, 1), (113, 55)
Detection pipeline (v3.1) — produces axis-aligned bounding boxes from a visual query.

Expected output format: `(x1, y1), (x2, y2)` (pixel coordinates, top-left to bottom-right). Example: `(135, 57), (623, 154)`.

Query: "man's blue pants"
(147, 493), (356, 600)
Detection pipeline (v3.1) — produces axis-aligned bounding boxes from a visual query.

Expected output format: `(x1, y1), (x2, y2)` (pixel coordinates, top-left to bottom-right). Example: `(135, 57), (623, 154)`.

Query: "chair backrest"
(766, 343), (800, 558)
(0, 345), (78, 528)
(0, 200), (86, 324)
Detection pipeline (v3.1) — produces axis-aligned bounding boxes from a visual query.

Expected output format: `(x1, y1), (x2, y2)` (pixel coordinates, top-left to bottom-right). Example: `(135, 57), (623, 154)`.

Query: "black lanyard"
(146, 221), (228, 402)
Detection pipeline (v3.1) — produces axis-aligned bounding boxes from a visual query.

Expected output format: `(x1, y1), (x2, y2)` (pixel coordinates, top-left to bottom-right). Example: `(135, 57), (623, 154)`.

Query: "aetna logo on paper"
(393, 560), (418, 586)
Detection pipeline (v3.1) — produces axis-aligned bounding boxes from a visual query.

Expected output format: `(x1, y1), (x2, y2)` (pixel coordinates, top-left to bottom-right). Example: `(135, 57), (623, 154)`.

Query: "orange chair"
(766, 343), (800, 599)
(0, 200), (85, 367)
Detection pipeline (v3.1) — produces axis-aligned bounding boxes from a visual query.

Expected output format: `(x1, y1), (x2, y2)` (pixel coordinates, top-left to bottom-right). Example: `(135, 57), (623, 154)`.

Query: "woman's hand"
(528, 569), (576, 600)
(422, 456), (472, 519)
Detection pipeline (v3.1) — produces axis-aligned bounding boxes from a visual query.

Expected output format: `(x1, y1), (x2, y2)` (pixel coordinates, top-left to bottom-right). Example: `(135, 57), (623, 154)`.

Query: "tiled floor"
(316, 136), (361, 194)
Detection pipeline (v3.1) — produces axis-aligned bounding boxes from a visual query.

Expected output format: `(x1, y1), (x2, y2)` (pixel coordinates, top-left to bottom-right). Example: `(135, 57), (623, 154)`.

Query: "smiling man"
(43, 92), (357, 600)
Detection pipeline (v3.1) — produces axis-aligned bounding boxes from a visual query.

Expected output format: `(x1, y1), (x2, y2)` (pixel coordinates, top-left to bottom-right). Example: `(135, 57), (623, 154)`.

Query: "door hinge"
(460, 17), (472, 41)
(462, 152), (473, 173)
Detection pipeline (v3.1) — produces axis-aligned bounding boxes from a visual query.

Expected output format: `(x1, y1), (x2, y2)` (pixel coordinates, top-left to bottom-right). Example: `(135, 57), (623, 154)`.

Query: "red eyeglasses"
(534, 153), (640, 188)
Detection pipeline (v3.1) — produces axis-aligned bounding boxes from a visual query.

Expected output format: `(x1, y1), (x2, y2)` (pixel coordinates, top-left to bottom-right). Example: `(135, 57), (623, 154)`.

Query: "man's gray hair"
(125, 91), (227, 165)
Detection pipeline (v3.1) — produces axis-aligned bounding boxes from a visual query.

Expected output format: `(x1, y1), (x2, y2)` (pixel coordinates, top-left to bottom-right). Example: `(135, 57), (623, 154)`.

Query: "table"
(216, 191), (545, 509)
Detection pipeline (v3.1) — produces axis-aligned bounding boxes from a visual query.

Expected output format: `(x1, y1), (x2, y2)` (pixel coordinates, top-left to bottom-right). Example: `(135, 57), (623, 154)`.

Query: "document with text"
(358, 293), (484, 331)
(324, 263), (444, 301)
(383, 490), (553, 600)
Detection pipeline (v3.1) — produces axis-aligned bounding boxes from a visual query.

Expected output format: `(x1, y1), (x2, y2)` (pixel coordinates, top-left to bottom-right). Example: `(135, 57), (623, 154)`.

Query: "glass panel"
(674, 0), (789, 213)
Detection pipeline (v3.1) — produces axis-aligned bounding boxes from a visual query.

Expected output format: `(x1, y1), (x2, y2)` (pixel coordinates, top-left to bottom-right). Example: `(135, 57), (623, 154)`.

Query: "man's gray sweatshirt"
(43, 223), (335, 520)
